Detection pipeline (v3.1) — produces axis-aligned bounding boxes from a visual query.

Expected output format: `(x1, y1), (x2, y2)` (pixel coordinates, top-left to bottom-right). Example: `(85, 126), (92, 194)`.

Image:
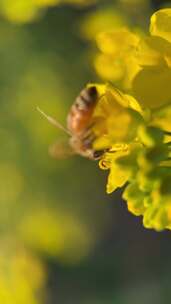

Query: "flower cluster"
(90, 8), (171, 231)
(95, 8), (171, 110)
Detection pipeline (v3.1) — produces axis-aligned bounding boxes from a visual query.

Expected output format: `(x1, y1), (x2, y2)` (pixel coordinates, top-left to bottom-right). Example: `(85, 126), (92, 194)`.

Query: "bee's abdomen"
(80, 86), (97, 104)
(74, 86), (98, 110)
(67, 86), (98, 134)
(67, 108), (93, 134)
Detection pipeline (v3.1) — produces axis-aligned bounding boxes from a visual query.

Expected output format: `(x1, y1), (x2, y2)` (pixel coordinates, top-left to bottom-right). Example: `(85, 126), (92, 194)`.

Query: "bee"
(37, 86), (105, 160)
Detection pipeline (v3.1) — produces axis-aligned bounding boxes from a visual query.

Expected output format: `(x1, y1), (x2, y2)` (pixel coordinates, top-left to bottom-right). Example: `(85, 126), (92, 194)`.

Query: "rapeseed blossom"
(90, 8), (171, 231)
(95, 8), (171, 110)
(95, 29), (140, 88)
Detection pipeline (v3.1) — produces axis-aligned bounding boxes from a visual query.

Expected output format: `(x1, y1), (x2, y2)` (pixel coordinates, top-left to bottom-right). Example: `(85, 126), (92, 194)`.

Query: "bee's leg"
(86, 121), (96, 131)
(80, 121), (96, 143)
(82, 133), (96, 148)
(83, 121), (98, 140)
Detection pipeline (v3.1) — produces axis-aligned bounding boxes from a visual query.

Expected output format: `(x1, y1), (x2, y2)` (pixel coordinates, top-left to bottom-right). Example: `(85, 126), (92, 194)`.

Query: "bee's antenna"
(37, 107), (71, 136)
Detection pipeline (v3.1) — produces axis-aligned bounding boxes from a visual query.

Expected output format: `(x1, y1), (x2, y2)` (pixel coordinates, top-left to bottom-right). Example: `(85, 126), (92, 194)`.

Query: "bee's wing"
(48, 139), (75, 159)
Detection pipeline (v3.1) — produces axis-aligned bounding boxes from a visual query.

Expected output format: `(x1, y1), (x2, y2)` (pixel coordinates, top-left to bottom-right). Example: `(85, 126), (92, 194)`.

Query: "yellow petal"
(136, 35), (171, 66)
(92, 85), (143, 146)
(96, 28), (139, 55)
(150, 9), (171, 44)
(132, 65), (171, 109)
(123, 54), (141, 89)
(124, 93), (144, 115)
(80, 8), (126, 40)
(94, 54), (124, 82)
(107, 163), (129, 193)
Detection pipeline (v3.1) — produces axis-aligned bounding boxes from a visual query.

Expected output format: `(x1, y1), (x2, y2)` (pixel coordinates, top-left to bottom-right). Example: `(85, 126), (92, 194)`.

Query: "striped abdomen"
(67, 86), (98, 136)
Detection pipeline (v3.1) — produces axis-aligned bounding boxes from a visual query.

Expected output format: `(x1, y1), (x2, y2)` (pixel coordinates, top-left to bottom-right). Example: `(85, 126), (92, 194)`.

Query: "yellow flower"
(132, 64), (171, 109)
(94, 54), (124, 83)
(94, 29), (140, 88)
(94, 8), (171, 110)
(99, 147), (130, 193)
(80, 7), (127, 41)
(96, 28), (139, 55)
(150, 9), (171, 44)
(136, 35), (171, 67)
(99, 143), (142, 194)
(91, 83), (144, 150)
(90, 9), (171, 232)
(131, 9), (171, 109)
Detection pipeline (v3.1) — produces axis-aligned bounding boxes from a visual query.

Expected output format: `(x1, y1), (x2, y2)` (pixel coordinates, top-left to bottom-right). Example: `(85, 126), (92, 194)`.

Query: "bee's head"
(87, 86), (98, 98)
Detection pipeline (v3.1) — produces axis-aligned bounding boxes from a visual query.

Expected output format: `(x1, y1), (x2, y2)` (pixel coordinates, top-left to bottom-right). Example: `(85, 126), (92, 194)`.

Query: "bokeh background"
(0, 0), (171, 303)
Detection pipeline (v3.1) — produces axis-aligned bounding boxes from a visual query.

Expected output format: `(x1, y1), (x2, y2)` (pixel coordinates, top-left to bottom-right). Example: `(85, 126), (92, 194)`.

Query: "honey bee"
(37, 86), (105, 160)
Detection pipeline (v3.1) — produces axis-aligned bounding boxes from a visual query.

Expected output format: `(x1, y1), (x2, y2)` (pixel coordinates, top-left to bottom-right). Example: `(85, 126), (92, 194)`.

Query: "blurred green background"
(1, 0), (171, 303)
